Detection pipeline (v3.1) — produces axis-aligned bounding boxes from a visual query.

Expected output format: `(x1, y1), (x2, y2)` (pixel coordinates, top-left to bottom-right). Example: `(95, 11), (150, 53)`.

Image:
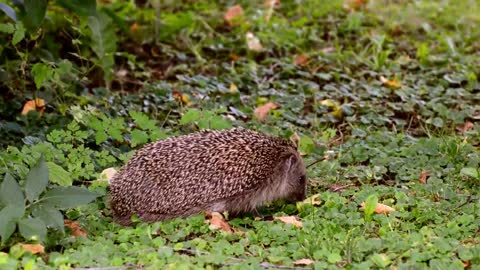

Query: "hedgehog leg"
(113, 214), (133, 226)
(252, 207), (265, 219)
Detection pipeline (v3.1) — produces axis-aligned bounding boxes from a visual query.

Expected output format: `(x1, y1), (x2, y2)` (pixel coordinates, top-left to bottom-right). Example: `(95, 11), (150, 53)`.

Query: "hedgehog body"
(109, 128), (307, 226)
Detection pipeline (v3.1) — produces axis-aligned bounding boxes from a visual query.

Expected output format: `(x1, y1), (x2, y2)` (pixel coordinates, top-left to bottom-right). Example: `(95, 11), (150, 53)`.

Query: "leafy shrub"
(0, 156), (99, 245)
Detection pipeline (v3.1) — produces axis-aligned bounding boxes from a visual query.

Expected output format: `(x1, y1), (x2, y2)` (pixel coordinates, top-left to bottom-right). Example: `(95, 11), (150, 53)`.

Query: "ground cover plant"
(0, 0), (479, 269)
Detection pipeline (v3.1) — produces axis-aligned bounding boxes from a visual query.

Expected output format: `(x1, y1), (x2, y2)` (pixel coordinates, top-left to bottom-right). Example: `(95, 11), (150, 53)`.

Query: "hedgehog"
(109, 127), (307, 226)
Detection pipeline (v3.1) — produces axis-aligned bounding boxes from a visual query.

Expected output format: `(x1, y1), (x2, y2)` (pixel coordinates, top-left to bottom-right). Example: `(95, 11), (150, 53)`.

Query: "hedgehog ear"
(289, 133), (300, 149)
(283, 154), (297, 173)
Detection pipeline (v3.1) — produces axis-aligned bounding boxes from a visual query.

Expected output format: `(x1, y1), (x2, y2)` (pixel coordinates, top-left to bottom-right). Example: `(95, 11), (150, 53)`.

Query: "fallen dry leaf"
(274, 216), (303, 228)
(380, 76), (402, 89)
(207, 212), (233, 234)
(264, 0), (279, 22)
(289, 132), (300, 148)
(419, 171), (429, 184)
(321, 47), (336, 54)
(64, 220), (88, 237)
(254, 102), (279, 122)
(457, 122), (474, 133)
(246, 32), (263, 52)
(319, 99), (343, 120)
(130, 23), (140, 31)
(18, 243), (45, 254)
(229, 83), (238, 93)
(264, 0), (280, 7)
(224, 5), (243, 26)
(294, 54), (309, 66)
(343, 0), (368, 11)
(360, 202), (396, 214)
(293, 258), (314, 266)
(172, 91), (193, 106)
(230, 54), (240, 61)
(21, 98), (46, 117)
(100, 167), (118, 184)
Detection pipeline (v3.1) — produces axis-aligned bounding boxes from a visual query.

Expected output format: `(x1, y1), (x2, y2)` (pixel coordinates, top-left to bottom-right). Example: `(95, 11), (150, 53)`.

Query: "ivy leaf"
(25, 157), (49, 203)
(31, 203), (64, 231)
(41, 186), (99, 209)
(0, 172), (25, 207)
(18, 217), (47, 242)
(0, 204), (25, 243)
(47, 162), (73, 186)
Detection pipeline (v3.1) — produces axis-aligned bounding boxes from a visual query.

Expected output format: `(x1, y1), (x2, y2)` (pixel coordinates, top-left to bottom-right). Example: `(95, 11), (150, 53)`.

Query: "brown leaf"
(224, 5), (243, 26)
(457, 122), (474, 133)
(254, 102), (279, 122)
(18, 243), (45, 254)
(207, 212), (233, 234)
(274, 216), (303, 228)
(360, 202), (396, 214)
(419, 171), (429, 184)
(293, 258), (314, 266)
(380, 76), (402, 89)
(294, 54), (309, 66)
(64, 220), (88, 237)
(21, 98), (46, 117)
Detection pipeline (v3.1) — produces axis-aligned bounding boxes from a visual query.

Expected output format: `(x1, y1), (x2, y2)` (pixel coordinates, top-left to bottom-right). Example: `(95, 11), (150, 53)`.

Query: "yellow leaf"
(229, 83), (238, 93)
(380, 76), (402, 88)
(319, 99), (343, 120)
(18, 243), (45, 254)
(360, 202), (396, 214)
(100, 167), (118, 184)
(254, 102), (279, 122)
(21, 98), (46, 117)
(274, 216), (303, 228)
(64, 220), (88, 237)
(419, 171), (429, 184)
(130, 23), (140, 31)
(206, 212), (233, 234)
(224, 5), (243, 26)
(294, 54), (309, 66)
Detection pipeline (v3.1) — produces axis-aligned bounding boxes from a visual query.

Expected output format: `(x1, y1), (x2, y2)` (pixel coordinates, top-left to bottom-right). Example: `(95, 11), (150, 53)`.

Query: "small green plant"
(180, 108), (233, 130)
(0, 156), (99, 245)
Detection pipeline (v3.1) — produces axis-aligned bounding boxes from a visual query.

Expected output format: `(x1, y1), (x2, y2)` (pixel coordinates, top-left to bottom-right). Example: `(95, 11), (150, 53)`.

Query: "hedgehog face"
(273, 151), (307, 203)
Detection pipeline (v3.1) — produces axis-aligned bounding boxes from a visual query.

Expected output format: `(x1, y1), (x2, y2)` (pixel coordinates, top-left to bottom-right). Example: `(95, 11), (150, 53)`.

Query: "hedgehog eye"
(299, 175), (306, 184)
